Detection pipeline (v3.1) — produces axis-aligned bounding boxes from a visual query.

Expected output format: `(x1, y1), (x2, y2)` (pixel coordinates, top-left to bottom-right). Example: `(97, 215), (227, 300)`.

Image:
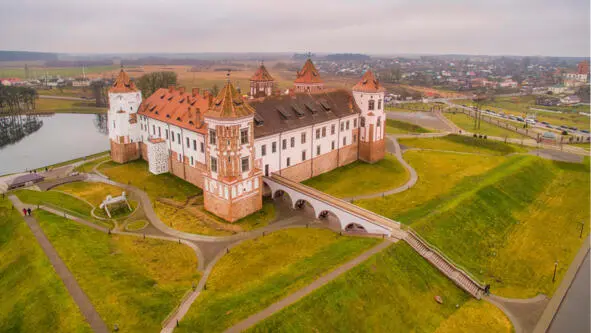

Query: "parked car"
(560, 125), (568, 129)
(526, 119), (536, 125)
(516, 117), (524, 122)
(541, 121), (549, 125)
(581, 130), (590, 134)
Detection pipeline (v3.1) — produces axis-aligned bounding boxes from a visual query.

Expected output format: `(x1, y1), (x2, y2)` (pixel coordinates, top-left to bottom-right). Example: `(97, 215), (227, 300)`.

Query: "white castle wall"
(353, 91), (385, 142)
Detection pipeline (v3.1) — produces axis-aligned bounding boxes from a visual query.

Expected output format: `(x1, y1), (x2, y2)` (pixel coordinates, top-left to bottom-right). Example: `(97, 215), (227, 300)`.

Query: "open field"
(444, 112), (529, 139)
(14, 189), (113, 228)
(176, 228), (381, 332)
(35, 210), (200, 333)
(35, 98), (106, 114)
(0, 198), (91, 333)
(249, 243), (511, 333)
(404, 155), (589, 297)
(0, 65), (119, 79)
(356, 150), (507, 220)
(386, 119), (432, 134)
(399, 135), (528, 155)
(303, 155), (408, 198)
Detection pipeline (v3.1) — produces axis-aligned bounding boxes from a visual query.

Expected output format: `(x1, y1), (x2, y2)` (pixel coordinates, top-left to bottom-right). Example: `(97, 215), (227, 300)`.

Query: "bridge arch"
(345, 223), (367, 233)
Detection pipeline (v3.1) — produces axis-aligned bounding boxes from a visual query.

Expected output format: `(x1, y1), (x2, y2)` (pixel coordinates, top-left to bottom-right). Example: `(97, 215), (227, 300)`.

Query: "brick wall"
(186, 162), (206, 189)
(169, 152), (185, 179)
(204, 183), (262, 222)
(312, 149), (339, 177)
(140, 142), (148, 162)
(339, 143), (358, 166)
(110, 140), (140, 164)
(359, 138), (385, 163)
(280, 159), (312, 182)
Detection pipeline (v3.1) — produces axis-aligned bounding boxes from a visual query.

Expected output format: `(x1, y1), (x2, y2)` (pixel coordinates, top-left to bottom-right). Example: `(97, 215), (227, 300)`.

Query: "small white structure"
(147, 138), (169, 175)
(99, 192), (132, 218)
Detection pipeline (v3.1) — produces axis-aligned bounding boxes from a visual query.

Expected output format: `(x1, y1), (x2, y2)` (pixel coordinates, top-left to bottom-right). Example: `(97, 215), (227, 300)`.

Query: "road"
(547, 251), (590, 333)
(38, 95), (91, 101)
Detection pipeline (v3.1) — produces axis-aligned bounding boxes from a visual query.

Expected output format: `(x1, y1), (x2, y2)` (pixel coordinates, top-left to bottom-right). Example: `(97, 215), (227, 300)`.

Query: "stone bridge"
(263, 174), (403, 238)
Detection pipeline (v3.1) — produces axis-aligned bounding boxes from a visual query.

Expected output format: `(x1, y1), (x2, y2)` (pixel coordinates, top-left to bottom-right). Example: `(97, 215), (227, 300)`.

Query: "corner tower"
(352, 70), (386, 163)
(250, 62), (274, 97)
(294, 58), (323, 93)
(203, 77), (263, 222)
(108, 69), (143, 163)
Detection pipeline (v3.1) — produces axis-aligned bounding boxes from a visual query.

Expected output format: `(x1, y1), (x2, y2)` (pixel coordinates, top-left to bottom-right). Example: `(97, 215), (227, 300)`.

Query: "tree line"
(0, 86), (38, 114)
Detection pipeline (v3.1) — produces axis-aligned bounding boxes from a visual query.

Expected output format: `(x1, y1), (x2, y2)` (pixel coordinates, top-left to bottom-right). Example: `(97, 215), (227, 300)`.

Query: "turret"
(202, 75), (262, 222)
(294, 58), (323, 93)
(250, 62), (274, 98)
(108, 69), (143, 163)
(352, 70), (386, 163)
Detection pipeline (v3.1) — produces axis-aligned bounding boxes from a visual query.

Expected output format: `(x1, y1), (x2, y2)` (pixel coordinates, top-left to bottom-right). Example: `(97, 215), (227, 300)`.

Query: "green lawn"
(399, 135), (528, 155)
(356, 150), (507, 221)
(35, 98), (106, 114)
(54, 182), (137, 220)
(249, 243), (512, 333)
(404, 155), (589, 297)
(0, 198), (91, 333)
(74, 155), (111, 173)
(99, 160), (201, 202)
(36, 151), (109, 172)
(386, 119), (432, 134)
(125, 220), (148, 231)
(444, 112), (528, 139)
(302, 155), (408, 198)
(35, 210), (200, 332)
(176, 229), (381, 332)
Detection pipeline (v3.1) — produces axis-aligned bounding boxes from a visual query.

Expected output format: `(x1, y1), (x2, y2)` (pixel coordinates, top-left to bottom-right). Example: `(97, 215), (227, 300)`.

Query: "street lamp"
(552, 261), (558, 283)
(580, 221), (585, 238)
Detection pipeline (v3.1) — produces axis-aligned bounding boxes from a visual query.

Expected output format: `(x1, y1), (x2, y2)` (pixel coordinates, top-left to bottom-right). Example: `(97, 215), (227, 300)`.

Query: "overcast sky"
(1, 0), (589, 57)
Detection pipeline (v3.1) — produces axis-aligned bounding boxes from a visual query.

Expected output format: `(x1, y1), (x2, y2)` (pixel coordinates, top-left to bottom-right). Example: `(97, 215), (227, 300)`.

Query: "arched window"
(377, 116), (381, 127)
(368, 100), (375, 110)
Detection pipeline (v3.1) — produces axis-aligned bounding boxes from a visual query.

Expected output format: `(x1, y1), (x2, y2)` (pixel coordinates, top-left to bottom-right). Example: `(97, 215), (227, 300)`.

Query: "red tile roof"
(250, 64), (274, 81)
(294, 59), (323, 84)
(205, 80), (255, 119)
(138, 87), (209, 134)
(109, 69), (138, 93)
(352, 70), (385, 93)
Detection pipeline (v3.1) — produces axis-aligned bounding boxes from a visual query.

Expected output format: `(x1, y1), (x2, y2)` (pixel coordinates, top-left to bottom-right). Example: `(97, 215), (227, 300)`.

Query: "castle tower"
(108, 69), (143, 163)
(352, 70), (386, 163)
(203, 76), (263, 222)
(294, 58), (323, 93)
(250, 62), (274, 97)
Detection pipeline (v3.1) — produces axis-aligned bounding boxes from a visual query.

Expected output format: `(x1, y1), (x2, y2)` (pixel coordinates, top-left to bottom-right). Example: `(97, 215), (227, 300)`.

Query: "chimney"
(192, 87), (200, 96)
(288, 88), (295, 98)
(168, 85), (175, 93)
(178, 87), (185, 94)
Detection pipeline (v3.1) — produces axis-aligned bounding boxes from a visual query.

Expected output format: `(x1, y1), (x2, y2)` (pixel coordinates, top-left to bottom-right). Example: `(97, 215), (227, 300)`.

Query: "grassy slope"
(54, 182), (126, 208)
(177, 229), (380, 332)
(444, 112), (528, 139)
(399, 135), (528, 155)
(250, 243), (511, 333)
(153, 201), (232, 236)
(99, 160), (201, 202)
(303, 155), (408, 198)
(35, 210), (200, 332)
(434, 299), (512, 333)
(386, 118), (432, 134)
(356, 151), (507, 220)
(74, 155), (111, 173)
(407, 156), (589, 296)
(0, 198), (91, 333)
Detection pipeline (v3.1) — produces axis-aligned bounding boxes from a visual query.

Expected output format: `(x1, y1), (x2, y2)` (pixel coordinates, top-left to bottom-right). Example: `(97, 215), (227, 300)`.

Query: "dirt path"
(8, 195), (109, 333)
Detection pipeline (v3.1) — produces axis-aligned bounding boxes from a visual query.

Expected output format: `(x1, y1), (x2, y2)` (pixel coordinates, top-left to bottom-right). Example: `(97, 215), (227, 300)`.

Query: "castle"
(108, 59), (386, 222)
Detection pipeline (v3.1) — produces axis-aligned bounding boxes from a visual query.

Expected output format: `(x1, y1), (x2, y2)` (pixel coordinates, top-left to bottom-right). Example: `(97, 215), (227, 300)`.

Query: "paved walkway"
(224, 239), (394, 333)
(486, 294), (548, 333)
(8, 195), (109, 333)
(342, 137), (418, 202)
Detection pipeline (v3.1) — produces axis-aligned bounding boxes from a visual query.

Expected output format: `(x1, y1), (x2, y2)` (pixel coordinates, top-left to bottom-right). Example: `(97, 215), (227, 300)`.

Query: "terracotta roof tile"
(109, 69), (138, 93)
(205, 80), (255, 119)
(352, 70), (385, 93)
(250, 64), (274, 81)
(294, 59), (323, 84)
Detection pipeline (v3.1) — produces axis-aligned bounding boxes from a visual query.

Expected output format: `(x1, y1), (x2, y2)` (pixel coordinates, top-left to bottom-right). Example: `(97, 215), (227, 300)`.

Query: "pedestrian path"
(8, 195), (109, 333)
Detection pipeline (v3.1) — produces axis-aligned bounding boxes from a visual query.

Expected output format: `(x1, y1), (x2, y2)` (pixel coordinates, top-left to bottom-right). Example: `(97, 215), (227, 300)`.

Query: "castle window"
(286, 157), (291, 167)
(302, 150), (306, 161)
(241, 157), (250, 172)
(340, 122), (344, 132)
(272, 142), (277, 153)
(200, 142), (204, 153)
(322, 127), (326, 137)
(343, 137), (347, 146)
(158, 127), (161, 138)
(331, 141), (335, 150)
(360, 117), (365, 127)
(193, 139), (197, 151)
(261, 144), (267, 156)
(113, 121), (116, 129)
(377, 116), (381, 127)
(346, 121), (350, 130)
(210, 157), (218, 173)
(171, 131), (175, 142)
(190, 156), (194, 166)
(152, 125), (156, 135)
(316, 145), (321, 156)
(368, 100), (375, 110)
(315, 129), (320, 139)
(378, 99), (382, 109)
(331, 124), (335, 135)
(282, 139), (287, 150)
(165, 129), (169, 139)
(301, 132), (306, 144)
(240, 128), (249, 145)
(186, 137), (190, 148)
(353, 134), (357, 142)
(209, 129), (216, 145)
(177, 133), (181, 143)
(354, 119), (357, 128)
(290, 137), (295, 148)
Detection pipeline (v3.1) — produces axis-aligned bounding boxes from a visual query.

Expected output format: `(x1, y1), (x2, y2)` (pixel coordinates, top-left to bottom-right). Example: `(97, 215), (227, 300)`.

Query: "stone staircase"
(404, 230), (484, 299)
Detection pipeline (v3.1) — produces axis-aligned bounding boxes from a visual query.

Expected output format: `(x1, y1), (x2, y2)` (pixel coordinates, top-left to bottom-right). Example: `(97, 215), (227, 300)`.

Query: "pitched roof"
(352, 70), (385, 93)
(294, 59), (323, 84)
(250, 89), (359, 138)
(137, 87), (209, 134)
(251, 64), (274, 81)
(109, 69), (138, 93)
(205, 80), (255, 119)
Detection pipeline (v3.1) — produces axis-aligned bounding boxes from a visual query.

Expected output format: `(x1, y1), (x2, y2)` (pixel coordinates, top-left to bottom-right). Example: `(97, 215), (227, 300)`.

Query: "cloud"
(0, 0), (588, 56)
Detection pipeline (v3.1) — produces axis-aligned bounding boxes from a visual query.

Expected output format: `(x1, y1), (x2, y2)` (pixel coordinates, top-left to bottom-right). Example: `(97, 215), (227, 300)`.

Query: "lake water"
(0, 113), (109, 175)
